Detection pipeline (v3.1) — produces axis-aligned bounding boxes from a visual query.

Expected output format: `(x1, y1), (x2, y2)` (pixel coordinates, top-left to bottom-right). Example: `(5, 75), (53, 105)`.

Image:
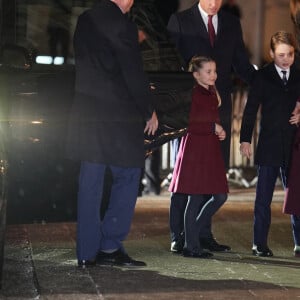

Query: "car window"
(10, 0), (184, 71)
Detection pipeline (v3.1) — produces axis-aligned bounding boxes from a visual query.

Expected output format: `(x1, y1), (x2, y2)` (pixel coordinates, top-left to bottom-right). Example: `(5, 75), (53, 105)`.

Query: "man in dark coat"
(167, 0), (256, 254)
(67, 0), (158, 268)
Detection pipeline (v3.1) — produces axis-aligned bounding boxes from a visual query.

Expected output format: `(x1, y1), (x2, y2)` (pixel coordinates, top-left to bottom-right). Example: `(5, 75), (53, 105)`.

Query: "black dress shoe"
(170, 239), (184, 253)
(97, 249), (146, 267)
(77, 259), (96, 268)
(252, 246), (273, 257)
(182, 249), (213, 258)
(200, 238), (231, 252)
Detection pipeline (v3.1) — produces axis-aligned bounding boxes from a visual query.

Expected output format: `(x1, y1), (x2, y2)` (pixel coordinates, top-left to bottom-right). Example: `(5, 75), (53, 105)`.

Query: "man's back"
(67, 0), (153, 167)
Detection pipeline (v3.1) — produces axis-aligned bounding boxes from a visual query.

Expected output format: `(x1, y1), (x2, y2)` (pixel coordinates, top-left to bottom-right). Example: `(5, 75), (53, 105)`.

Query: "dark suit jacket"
(240, 63), (300, 166)
(66, 0), (153, 167)
(167, 4), (255, 110)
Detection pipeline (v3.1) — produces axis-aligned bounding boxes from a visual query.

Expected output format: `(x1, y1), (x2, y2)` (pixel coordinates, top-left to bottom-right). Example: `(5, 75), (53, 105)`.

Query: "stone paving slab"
(1, 188), (300, 299)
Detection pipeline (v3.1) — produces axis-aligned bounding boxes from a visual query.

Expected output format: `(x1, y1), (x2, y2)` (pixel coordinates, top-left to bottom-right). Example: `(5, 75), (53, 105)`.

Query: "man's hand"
(240, 142), (252, 159)
(289, 101), (300, 125)
(144, 111), (158, 135)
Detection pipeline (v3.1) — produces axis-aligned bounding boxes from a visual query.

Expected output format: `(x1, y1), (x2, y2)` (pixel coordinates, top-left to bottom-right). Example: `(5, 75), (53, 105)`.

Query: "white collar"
(198, 3), (218, 31)
(274, 64), (290, 79)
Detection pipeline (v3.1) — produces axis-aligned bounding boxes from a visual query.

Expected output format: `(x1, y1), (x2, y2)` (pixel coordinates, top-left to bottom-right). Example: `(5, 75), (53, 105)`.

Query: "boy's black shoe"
(252, 246), (273, 257)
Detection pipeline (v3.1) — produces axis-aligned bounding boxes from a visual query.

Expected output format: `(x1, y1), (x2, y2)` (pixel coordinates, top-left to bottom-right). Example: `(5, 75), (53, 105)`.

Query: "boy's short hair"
(270, 30), (297, 51)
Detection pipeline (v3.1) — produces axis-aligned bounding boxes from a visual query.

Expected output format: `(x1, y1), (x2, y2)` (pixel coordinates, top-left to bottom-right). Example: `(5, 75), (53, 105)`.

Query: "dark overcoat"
(240, 63), (300, 167)
(283, 125), (300, 215)
(169, 84), (228, 194)
(66, 0), (153, 168)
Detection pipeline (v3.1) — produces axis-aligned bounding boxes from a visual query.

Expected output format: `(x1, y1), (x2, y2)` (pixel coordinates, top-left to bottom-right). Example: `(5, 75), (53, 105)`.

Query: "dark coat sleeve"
(167, 13), (181, 49)
(229, 16), (256, 85)
(239, 73), (262, 143)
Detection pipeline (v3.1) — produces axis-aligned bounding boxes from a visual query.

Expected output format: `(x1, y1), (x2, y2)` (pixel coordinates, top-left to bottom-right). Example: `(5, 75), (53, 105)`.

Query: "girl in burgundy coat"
(169, 56), (228, 258)
(283, 99), (300, 257)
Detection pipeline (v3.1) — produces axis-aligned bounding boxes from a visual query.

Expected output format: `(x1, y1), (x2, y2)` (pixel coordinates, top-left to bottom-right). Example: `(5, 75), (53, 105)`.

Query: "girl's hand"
(215, 123), (226, 140)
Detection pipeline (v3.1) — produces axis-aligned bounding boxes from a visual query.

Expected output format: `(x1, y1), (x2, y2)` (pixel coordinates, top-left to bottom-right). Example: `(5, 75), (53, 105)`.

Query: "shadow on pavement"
(1, 192), (300, 299)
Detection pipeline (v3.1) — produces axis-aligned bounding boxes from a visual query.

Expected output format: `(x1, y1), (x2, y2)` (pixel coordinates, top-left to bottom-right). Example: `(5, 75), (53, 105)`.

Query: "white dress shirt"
(274, 64), (290, 80)
(198, 3), (218, 33)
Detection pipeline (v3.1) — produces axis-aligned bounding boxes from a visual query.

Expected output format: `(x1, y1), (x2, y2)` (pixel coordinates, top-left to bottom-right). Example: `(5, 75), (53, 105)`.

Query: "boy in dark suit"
(240, 30), (300, 257)
(167, 0), (256, 254)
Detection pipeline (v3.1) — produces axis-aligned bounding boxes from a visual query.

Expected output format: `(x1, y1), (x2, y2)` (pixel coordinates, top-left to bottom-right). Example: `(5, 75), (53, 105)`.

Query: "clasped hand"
(215, 123), (226, 140)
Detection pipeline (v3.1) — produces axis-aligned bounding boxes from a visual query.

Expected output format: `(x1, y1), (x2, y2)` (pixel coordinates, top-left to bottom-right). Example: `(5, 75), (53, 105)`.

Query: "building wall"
(263, 0), (294, 62)
(240, 0), (294, 65)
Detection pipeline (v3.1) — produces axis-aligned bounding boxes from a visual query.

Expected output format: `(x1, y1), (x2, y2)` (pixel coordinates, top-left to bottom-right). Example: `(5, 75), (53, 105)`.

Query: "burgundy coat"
(283, 126), (300, 215)
(169, 84), (228, 194)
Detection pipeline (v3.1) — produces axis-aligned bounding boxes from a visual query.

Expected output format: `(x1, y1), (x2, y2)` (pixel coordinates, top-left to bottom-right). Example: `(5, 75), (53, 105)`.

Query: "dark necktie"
(281, 70), (288, 85)
(208, 15), (216, 47)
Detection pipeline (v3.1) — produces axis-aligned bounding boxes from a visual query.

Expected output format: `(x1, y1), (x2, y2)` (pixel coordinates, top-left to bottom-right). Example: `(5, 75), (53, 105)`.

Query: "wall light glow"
(35, 56), (65, 65)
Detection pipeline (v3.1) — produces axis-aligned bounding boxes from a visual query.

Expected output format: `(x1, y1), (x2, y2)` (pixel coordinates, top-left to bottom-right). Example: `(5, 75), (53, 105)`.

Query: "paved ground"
(1, 187), (300, 299)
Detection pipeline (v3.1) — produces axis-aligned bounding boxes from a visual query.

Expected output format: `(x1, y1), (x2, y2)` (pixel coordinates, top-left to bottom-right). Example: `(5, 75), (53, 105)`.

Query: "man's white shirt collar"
(198, 3), (218, 32)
